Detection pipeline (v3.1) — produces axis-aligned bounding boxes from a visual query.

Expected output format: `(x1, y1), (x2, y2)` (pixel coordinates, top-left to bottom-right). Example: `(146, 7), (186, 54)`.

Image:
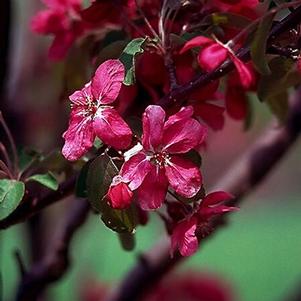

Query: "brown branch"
(105, 88), (301, 301)
(15, 198), (90, 301)
(0, 174), (77, 230)
(159, 5), (301, 108)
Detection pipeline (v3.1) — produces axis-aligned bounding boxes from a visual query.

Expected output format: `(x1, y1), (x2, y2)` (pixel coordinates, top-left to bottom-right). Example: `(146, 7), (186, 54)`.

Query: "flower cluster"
(61, 54), (238, 257)
(47, 0), (278, 259)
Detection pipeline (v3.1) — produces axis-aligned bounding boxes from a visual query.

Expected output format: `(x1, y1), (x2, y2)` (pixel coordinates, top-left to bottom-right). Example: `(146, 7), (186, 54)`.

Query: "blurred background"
(1, 1), (301, 301)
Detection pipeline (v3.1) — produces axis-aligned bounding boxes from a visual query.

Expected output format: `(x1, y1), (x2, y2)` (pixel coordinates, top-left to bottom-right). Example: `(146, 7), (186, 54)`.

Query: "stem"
(0, 159), (13, 179)
(135, 0), (162, 44)
(0, 142), (11, 168)
(0, 111), (18, 175)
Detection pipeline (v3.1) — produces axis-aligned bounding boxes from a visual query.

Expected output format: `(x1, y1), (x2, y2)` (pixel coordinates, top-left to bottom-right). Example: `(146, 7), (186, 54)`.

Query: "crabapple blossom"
(180, 36), (255, 89)
(108, 105), (207, 210)
(171, 191), (238, 256)
(62, 59), (132, 161)
(31, 0), (87, 60)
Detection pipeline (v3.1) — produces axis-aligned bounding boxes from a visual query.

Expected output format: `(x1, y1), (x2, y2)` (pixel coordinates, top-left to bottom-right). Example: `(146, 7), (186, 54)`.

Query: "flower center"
(151, 151), (171, 168)
(83, 98), (98, 117)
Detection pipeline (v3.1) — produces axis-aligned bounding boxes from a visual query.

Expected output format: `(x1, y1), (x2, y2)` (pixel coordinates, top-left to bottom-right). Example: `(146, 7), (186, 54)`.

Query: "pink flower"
(62, 59), (132, 161)
(108, 105), (207, 210)
(171, 191), (237, 256)
(31, 0), (86, 60)
(180, 36), (255, 89)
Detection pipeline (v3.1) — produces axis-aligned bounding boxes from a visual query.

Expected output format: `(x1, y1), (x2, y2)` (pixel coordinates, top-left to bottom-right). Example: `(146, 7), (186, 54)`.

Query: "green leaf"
(27, 172), (58, 191)
(244, 95), (254, 131)
(119, 38), (148, 85)
(0, 179), (25, 220)
(266, 90), (289, 123)
(86, 154), (118, 212)
(86, 153), (137, 233)
(257, 57), (301, 122)
(257, 57), (296, 101)
(100, 201), (137, 233)
(251, 13), (276, 75)
(211, 12), (251, 28)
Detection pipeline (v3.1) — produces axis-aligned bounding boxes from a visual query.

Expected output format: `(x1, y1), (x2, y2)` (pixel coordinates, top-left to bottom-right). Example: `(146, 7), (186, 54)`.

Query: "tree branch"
(105, 88), (301, 301)
(0, 174), (77, 230)
(15, 198), (90, 301)
(159, 5), (301, 108)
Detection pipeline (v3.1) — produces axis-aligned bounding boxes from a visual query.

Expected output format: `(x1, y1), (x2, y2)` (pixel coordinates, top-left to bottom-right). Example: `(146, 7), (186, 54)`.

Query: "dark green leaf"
(86, 154), (118, 212)
(94, 40), (128, 71)
(257, 57), (301, 122)
(119, 38), (148, 85)
(0, 179), (25, 220)
(251, 13), (276, 75)
(211, 12), (251, 28)
(244, 95), (254, 131)
(182, 150), (202, 168)
(27, 172), (58, 191)
(100, 200), (137, 233)
(266, 90), (289, 123)
(257, 57), (296, 101)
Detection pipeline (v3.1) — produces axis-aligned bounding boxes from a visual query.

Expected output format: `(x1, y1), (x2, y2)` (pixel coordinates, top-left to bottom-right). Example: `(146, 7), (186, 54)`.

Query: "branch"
(159, 5), (301, 108)
(15, 198), (90, 301)
(0, 174), (77, 230)
(106, 88), (301, 301)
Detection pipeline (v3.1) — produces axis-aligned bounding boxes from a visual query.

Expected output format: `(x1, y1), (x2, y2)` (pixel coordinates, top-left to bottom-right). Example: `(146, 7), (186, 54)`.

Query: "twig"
(15, 199), (90, 301)
(0, 111), (18, 175)
(105, 88), (301, 301)
(158, 5), (301, 107)
(0, 174), (77, 230)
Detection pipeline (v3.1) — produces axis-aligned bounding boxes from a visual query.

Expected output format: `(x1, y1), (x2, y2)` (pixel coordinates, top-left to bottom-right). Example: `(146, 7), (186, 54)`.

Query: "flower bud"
(107, 176), (133, 209)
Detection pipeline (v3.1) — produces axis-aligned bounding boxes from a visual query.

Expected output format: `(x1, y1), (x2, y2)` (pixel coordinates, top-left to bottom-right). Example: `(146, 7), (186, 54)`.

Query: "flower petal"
(198, 44), (228, 72)
(120, 152), (152, 190)
(193, 103), (225, 130)
(199, 205), (239, 220)
(225, 85), (248, 120)
(62, 107), (95, 161)
(142, 105), (166, 151)
(69, 82), (92, 106)
(91, 59), (125, 104)
(162, 107), (207, 154)
(137, 165), (169, 210)
(202, 191), (234, 207)
(171, 217), (199, 257)
(93, 107), (132, 150)
(31, 10), (67, 34)
(165, 156), (202, 198)
(180, 36), (214, 54)
(48, 31), (76, 60)
(107, 176), (133, 209)
(229, 53), (255, 89)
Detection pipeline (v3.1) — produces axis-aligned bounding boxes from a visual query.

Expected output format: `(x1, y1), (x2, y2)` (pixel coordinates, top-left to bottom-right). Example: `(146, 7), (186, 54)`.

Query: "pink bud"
(108, 176), (133, 209)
